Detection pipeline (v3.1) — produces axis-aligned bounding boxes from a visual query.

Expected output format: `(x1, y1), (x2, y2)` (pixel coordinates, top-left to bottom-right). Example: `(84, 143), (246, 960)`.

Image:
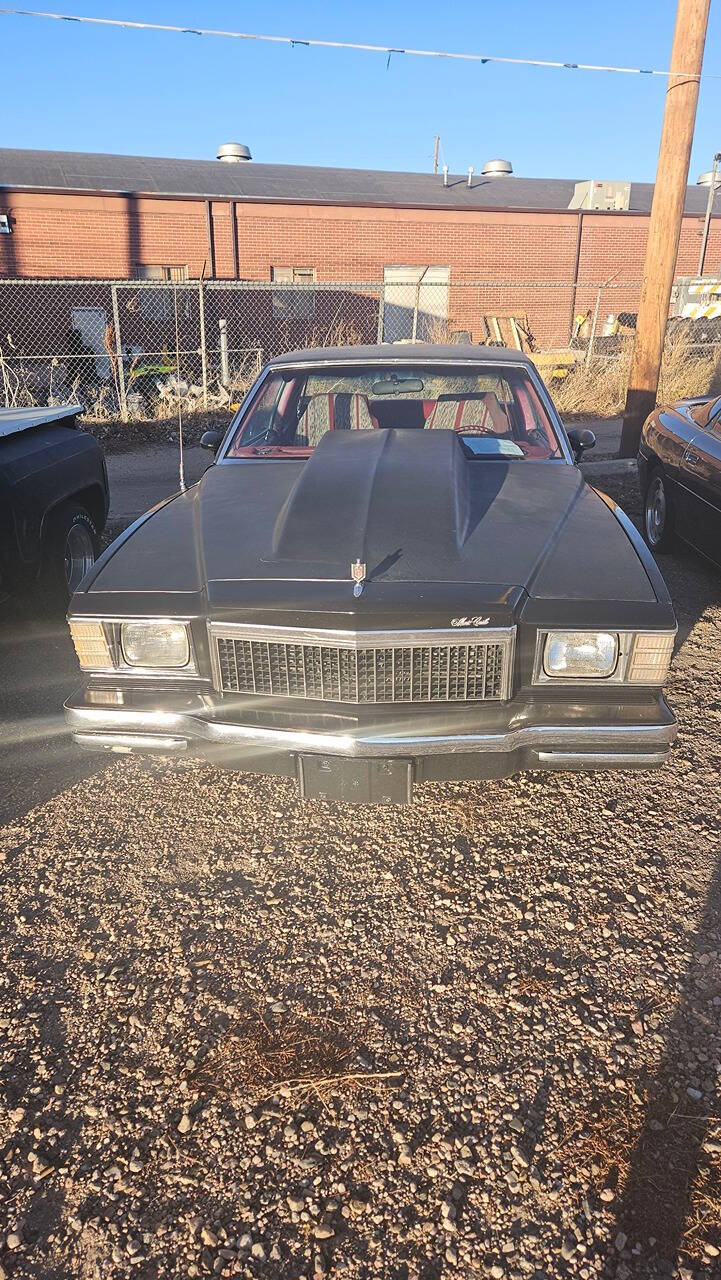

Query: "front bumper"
(65, 686), (677, 787)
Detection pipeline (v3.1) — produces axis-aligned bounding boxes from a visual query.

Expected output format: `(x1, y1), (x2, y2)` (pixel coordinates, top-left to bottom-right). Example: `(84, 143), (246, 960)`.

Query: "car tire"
(643, 467), (675, 553)
(42, 502), (99, 603)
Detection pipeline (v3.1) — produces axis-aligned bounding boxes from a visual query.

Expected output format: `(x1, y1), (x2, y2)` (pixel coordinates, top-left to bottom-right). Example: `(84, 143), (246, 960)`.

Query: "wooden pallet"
(480, 313), (534, 352)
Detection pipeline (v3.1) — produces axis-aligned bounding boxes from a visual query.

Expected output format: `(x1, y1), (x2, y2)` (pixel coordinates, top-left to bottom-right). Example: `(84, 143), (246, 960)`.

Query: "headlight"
(121, 621), (190, 668)
(543, 631), (618, 679)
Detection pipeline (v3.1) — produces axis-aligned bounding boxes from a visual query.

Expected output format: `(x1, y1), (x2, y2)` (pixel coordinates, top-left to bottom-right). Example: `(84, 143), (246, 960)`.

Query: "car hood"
(86, 429), (656, 612)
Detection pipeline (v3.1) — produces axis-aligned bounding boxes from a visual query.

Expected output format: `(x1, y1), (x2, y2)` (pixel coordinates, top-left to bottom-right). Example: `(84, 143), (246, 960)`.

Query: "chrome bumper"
(65, 697), (677, 768)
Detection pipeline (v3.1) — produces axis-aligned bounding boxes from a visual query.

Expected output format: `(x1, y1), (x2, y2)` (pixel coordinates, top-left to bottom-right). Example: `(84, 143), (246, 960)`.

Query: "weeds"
(188, 1006), (401, 1105)
(292, 316), (366, 351)
(551, 327), (721, 419)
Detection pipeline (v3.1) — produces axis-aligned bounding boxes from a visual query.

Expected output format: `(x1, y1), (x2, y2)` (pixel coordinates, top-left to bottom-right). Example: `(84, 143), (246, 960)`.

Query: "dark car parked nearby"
(64, 345), (676, 804)
(639, 393), (721, 568)
(0, 404), (108, 603)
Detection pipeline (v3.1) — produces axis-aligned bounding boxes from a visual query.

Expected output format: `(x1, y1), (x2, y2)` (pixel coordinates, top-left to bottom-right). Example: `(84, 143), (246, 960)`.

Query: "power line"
(0, 6), (719, 81)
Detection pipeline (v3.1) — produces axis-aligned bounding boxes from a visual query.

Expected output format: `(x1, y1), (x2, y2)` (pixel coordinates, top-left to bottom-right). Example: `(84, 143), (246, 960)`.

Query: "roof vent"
(481, 159), (513, 177)
(217, 142), (252, 163)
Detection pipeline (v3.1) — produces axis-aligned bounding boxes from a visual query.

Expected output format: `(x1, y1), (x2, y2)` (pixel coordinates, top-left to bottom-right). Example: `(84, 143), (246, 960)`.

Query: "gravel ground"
(1, 475), (720, 1280)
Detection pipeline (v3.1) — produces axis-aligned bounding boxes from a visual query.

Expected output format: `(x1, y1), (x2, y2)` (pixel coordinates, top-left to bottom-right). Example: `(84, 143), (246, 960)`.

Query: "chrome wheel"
(64, 522), (95, 593)
(645, 476), (666, 548)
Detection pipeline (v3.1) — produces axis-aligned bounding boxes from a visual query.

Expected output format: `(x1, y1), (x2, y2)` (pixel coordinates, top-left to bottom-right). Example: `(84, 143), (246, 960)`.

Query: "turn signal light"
(627, 633), (675, 684)
(68, 620), (113, 670)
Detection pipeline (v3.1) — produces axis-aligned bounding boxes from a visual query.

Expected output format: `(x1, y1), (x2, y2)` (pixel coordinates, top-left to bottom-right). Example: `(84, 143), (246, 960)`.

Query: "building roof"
(0, 147), (711, 215)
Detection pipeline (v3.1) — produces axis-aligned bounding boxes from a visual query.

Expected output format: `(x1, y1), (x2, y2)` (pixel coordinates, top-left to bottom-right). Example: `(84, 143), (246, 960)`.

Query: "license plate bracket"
(298, 755), (413, 805)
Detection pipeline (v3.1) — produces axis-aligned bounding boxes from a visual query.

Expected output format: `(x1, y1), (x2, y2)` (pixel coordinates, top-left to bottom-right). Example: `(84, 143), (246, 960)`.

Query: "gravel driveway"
(1, 475), (720, 1280)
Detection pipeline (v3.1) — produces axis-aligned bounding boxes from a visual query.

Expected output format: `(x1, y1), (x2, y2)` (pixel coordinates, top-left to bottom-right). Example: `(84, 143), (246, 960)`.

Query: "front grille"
(212, 629), (512, 703)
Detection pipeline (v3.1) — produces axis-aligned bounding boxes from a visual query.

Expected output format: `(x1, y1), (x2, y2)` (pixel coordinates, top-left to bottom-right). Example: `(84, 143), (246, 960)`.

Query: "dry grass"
(188, 1006), (401, 1105)
(550, 327), (721, 419)
(551, 354), (630, 417)
(292, 316), (366, 350)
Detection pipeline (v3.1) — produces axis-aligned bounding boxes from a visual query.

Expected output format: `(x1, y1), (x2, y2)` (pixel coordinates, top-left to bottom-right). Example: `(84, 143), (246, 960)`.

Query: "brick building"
(1, 145), (720, 351)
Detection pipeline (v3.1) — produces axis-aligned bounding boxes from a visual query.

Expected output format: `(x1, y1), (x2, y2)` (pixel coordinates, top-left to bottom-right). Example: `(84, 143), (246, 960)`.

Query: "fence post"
(219, 318), (229, 386)
(110, 283), (128, 422)
(411, 278), (421, 342)
(586, 286), (602, 366)
(198, 281), (209, 409)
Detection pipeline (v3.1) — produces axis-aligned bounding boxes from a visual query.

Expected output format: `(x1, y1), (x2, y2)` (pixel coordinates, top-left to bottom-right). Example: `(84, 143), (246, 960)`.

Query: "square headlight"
(543, 631), (618, 679)
(121, 621), (190, 669)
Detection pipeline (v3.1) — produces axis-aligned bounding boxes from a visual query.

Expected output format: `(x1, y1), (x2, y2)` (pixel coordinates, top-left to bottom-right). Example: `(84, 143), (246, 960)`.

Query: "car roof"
(267, 343), (535, 368)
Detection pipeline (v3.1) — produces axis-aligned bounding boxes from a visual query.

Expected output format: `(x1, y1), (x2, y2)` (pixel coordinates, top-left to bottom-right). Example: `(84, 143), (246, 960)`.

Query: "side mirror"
(200, 429), (223, 453)
(567, 427), (596, 462)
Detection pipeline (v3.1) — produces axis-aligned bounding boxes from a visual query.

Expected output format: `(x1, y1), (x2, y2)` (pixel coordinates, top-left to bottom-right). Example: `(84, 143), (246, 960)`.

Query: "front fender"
(593, 488), (675, 617)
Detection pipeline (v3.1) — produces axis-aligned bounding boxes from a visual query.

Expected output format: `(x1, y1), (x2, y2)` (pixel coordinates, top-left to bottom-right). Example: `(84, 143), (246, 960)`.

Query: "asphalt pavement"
(105, 444), (211, 525)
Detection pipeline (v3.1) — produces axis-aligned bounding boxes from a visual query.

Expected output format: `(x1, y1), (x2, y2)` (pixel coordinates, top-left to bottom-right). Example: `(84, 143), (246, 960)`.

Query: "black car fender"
(636, 441), (657, 500)
(74, 490), (182, 593)
(39, 479), (108, 543)
(593, 487), (675, 615)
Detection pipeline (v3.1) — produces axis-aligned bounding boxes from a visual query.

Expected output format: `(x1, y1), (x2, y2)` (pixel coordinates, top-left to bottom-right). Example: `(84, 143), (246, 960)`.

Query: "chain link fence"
(1, 276), (720, 421)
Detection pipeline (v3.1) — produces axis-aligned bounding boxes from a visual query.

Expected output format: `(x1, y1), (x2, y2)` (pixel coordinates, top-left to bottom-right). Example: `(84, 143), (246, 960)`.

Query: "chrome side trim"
(73, 732), (188, 753)
(66, 701), (677, 759)
(537, 750), (668, 767)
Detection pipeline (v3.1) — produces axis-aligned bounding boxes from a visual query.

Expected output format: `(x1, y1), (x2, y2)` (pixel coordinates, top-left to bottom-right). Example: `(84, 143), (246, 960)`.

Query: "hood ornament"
(351, 559), (367, 598)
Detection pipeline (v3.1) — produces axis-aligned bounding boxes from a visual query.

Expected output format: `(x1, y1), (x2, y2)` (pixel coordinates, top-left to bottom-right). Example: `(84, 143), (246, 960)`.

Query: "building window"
(132, 265), (190, 321)
(135, 265), (188, 282)
(382, 266), (450, 342)
(271, 267), (316, 320)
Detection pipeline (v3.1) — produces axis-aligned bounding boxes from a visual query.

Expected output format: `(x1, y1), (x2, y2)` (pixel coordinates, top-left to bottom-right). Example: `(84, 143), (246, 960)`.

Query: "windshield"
(227, 363), (563, 460)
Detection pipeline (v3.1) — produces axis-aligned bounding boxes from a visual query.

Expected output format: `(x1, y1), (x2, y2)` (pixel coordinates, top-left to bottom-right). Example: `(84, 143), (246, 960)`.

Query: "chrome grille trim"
(208, 623), (515, 704)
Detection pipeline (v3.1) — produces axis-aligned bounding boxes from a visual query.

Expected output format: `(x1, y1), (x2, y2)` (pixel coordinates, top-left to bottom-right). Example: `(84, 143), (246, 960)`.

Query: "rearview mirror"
(567, 427), (596, 461)
(371, 377), (424, 395)
(200, 430), (223, 453)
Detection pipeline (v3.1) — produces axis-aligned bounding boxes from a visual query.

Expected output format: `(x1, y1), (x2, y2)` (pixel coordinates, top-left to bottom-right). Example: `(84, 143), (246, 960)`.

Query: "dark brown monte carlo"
(638, 391), (721, 568)
(65, 345), (677, 804)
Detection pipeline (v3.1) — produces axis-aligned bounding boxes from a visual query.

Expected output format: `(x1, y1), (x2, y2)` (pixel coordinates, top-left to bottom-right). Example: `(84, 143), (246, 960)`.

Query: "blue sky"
(2, 1), (721, 182)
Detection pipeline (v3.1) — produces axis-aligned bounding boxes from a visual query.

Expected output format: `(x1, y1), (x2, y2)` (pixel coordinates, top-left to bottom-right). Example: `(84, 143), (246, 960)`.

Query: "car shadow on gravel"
(589, 491), (721, 1270)
(2, 986), (84, 1276)
(604, 848), (721, 1269)
(551, 469), (721, 1270)
(0, 591), (104, 826)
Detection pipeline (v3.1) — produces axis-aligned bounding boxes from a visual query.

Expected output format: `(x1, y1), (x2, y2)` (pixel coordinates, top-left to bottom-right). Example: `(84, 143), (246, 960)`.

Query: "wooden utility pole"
(619, 0), (710, 457)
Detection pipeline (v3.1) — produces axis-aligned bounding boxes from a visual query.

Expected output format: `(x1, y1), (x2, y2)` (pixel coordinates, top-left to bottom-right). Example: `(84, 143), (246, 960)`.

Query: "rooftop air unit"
(569, 180), (631, 211)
